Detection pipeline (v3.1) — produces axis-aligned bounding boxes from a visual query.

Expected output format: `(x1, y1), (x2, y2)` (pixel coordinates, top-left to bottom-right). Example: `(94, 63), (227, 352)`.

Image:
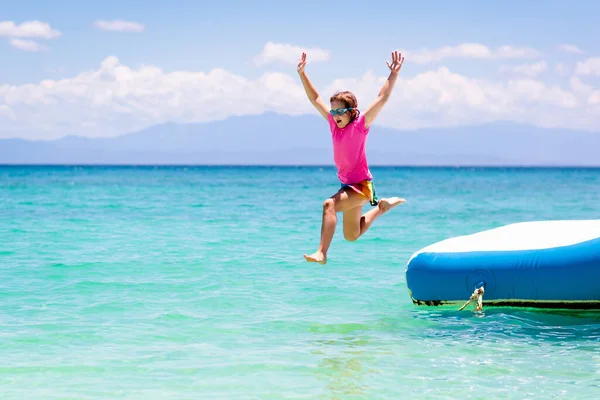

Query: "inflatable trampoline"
(405, 220), (600, 310)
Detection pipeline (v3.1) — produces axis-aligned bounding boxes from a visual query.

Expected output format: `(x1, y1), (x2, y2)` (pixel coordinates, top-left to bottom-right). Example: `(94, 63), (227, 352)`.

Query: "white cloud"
(570, 77), (594, 95)
(9, 38), (47, 52)
(0, 56), (598, 140)
(254, 42), (330, 66)
(402, 43), (540, 64)
(572, 79), (600, 106)
(554, 63), (569, 76)
(324, 67), (582, 130)
(0, 105), (16, 120)
(499, 61), (547, 78)
(0, 20), (61, 38)
(558, 44), (584, 54)
(575, 57), (600, 76)
(93, 20), (145, 32)
(0, 56), (311, 139)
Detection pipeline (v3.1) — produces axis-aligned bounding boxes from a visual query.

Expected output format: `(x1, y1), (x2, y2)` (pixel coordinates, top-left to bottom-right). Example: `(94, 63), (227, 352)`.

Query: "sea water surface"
(1, 165), (599, 399)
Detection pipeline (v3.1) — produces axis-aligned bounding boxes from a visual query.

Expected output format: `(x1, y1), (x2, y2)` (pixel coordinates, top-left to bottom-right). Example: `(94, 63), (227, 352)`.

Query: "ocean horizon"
(3, 164), (600, 168)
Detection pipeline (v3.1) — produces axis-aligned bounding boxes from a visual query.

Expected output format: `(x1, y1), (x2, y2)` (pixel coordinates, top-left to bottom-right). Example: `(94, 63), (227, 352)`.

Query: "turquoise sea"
(1, 165), (600, 399)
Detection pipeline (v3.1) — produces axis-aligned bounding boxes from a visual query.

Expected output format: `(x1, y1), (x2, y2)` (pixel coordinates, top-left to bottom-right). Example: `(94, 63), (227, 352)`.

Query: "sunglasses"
(329, 107), (354, 116)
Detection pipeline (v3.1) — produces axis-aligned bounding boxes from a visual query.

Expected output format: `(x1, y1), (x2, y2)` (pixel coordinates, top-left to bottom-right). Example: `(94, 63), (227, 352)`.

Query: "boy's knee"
(344, 232), (360, 242)
(323, 198), (335, 211)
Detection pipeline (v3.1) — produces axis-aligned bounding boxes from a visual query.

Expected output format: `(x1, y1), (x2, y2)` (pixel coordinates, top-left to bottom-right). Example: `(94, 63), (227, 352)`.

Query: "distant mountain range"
(1, 112), (599, 166)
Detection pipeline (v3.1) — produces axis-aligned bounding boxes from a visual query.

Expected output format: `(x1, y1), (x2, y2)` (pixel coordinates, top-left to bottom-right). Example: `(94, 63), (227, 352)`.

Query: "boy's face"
(330, 100), (352, 128)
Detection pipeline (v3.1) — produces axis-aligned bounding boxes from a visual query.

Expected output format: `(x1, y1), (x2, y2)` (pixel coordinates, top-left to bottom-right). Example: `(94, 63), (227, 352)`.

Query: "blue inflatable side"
(405, 221), (600, 309)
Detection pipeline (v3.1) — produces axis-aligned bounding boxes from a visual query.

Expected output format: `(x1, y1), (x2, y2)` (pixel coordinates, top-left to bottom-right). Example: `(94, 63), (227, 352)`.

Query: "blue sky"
(1, 0), (600, 139)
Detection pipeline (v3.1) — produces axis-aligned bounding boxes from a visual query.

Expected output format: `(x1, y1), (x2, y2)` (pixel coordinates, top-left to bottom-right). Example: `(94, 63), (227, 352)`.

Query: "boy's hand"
(386, 51), (404, 75)
(297, 52), (307, 74)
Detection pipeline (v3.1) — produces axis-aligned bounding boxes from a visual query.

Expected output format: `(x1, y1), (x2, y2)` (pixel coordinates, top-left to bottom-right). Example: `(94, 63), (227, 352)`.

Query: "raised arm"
(297, 52), (330, 120)
(363, 51), (404, 129)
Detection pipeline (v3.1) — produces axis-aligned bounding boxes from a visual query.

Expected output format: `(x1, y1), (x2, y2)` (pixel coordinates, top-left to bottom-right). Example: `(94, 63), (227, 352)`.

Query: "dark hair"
(330, 91), (360, 121)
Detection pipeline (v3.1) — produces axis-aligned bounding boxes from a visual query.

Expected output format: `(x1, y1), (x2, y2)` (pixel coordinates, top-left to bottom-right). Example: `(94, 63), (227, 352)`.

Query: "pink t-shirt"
(327, 113), (373, 184)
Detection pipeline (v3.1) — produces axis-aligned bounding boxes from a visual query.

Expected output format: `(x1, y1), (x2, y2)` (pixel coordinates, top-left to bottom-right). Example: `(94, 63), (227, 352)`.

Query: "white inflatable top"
(409, 220), (600, 261)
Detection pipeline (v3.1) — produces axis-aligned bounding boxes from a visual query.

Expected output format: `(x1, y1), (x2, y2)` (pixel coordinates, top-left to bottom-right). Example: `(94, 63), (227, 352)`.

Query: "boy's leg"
(342, 181), (406, 241)
(304, 188), (368, 264)
(360, 197), (406, 235)
(351, 196), (406, 240)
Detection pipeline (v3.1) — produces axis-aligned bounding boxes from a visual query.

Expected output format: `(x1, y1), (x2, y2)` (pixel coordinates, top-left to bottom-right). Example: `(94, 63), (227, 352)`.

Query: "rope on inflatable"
(459, 284), (485, 311)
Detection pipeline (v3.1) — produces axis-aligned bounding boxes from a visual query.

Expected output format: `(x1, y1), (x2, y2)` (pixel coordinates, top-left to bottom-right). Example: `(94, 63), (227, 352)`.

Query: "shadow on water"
(296, 306), (600, 398)
(407, 305), (600, 344)
(309, 335), (377, 399)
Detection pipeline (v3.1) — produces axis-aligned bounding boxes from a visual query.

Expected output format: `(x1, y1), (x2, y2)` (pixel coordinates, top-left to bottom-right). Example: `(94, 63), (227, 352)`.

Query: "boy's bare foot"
(304, 251), (327, 264)
(378, 197), (406, 213)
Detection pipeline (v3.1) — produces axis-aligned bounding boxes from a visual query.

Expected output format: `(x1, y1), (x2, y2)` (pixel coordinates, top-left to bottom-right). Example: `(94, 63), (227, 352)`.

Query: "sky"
(1, 0), (600, 140)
